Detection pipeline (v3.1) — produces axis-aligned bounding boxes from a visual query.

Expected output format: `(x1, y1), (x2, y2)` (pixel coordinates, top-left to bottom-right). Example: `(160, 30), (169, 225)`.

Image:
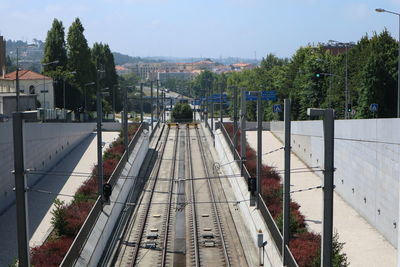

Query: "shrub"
(64, 201), (93, 236)
(76, 177), (97, 201)
(290, 232), (321, 267)
(104, 143), (124, 161)
(50, 198), (67, 236)
(31, 237), (73, 267)
(103, 158), (119, 181)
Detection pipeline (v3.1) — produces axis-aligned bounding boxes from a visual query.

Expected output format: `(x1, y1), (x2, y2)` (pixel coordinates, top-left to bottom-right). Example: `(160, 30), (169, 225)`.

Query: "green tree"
(92, 42), (119, 112)
(171, 103), (193, 122)
(357, 30), (397, 118)
(42, 19), (68, 108)
(67, 18), (95, 110)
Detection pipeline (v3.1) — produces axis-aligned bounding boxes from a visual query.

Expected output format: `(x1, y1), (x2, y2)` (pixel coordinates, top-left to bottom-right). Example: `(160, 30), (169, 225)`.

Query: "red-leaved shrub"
(103, 158), (119, 181)
(290, 232), (321, 267)
(64, 201), (94, 236)
(31, 237), (73, 267)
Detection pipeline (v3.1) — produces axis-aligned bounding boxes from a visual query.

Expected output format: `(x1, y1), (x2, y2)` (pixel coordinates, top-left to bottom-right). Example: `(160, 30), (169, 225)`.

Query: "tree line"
(189, 29), (398, 120)
(42, 18), (120, 113)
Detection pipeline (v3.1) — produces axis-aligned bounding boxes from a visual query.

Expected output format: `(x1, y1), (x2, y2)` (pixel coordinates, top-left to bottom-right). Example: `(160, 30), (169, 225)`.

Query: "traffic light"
(103, 183), (112, 204)
(347, 104), (352, 113)
(315, 73), (321, 78)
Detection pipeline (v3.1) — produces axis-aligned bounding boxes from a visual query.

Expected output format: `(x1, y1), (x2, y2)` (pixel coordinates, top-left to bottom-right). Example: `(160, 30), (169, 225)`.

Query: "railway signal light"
(347, 104), (352, 113)
(103, 183), (112, 204)
(248, 177), (256, 196)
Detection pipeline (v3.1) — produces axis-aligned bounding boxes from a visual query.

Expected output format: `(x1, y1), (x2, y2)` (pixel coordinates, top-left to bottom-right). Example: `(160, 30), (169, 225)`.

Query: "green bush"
(171, 103), (193, 122)
(50, 198), (67, 236)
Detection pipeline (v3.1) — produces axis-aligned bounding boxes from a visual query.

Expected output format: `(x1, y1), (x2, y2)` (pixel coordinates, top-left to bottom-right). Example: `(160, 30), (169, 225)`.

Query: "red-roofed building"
(0, 69), (54, 109)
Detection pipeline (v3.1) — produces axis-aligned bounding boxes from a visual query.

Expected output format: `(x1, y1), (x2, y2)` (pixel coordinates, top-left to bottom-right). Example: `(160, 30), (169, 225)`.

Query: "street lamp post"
(376, 8), (400, 118)
(329, 40), (352, 119)
(63, 71), (76, 110)
(84, 82), (95, 115)
(97, 87), (109, 202)
(41, 60), (59, 121)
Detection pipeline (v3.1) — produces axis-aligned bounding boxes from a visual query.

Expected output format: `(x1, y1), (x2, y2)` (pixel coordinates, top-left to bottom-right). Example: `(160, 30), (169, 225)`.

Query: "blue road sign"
(273, 104), (282, 113)
(245, 90), (277, 101)
(370, 103), (378, 113)
(193, 99), (201, 105)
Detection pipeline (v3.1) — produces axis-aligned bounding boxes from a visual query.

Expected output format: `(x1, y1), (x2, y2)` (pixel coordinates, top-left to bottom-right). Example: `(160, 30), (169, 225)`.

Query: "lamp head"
(375, 8), (385, 12)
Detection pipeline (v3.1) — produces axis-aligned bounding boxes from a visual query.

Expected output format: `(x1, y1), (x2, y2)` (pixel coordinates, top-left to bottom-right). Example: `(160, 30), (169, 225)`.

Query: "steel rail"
(101, 124), (166, 267)
(187, 126), (201, 267)
(128, 126), (175, 266)
(195, 127), (231, 267)
(160, 127), (180, 266)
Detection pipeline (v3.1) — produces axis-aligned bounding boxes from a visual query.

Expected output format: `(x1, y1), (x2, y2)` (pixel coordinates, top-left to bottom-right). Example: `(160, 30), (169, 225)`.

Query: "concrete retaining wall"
(76, 131), (149, 266)
(215, 128), (283, 267)
(0, 122), (99, 214)
(270, 118), (400, 247)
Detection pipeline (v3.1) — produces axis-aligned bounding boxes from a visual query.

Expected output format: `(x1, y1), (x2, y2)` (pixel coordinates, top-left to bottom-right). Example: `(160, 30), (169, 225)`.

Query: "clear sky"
(0, 0), (399, 59)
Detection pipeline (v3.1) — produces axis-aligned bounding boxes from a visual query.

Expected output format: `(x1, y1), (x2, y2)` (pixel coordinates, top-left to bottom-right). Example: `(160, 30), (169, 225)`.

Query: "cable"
(290, 185), (323, 194)
(263, 147), (284, 155)
(27, 187), (251, 206)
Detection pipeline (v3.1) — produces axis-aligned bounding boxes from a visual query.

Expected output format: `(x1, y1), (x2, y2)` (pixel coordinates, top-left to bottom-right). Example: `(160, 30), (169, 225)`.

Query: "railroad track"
(186, 125), (231, 267)
(111, 123), (248, 267)
(113, 125), (179, 266)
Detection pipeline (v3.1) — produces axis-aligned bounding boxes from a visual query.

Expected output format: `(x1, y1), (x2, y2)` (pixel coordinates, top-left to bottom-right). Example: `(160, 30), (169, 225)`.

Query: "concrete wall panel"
(0, 122), (97, 214)
(270, 118), (400, 247)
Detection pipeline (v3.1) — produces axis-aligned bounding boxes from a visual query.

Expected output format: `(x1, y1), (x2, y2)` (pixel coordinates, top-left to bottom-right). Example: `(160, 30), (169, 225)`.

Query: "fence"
(60, 123), (145, 267)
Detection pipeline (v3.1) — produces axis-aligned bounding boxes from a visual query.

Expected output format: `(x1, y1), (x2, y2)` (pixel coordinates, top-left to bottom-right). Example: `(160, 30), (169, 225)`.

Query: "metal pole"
(308, 107), (335, 267)
(156, 79), (159, 121)
(282, 99), (291, 264)
(220, 82), (223, 124)
(63, 78), (66, 110)
(211, 85), (214, 131)
(322, 108), (335, 267)
(96, 92), (104, 201)
(256, 91), (262, 208)
(163, 90), (166, 122)
(140, 82), (144, 124)
(345, 46), (348, 119)
(12, 112), (30, 267)
(113, 85), (116, 117)
(123, 86), (128, 154)
(205, 93), (208, 124)
(150, 81), (153, 130)
(233, 86), (238, 155)
(16, 48), (20, 112)
(240, 87), (246, 175)
(398, 14), (400, 118)
(43, 76), (46, 122)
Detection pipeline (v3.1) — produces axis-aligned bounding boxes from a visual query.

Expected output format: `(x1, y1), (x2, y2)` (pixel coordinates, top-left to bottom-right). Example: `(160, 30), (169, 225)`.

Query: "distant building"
(0, 36), (5, 78)
(0, 70), (54, 109)
(0, 93), (36, 116)
(320, 42), (356, 55)
(115, 65), (131, 75)
(157, 72), (195, 84)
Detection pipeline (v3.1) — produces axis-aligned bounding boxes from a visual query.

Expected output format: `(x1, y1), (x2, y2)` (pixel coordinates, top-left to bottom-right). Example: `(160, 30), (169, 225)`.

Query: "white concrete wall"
(0, 122), (97, 214)
(76, 131), (149, 266)
(270, 118), (400, 247)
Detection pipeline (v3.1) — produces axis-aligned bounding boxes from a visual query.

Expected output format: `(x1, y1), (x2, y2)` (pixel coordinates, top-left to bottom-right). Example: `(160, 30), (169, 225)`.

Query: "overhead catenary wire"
(29, 164), (324, 180)
(27, 187), (250, 206)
